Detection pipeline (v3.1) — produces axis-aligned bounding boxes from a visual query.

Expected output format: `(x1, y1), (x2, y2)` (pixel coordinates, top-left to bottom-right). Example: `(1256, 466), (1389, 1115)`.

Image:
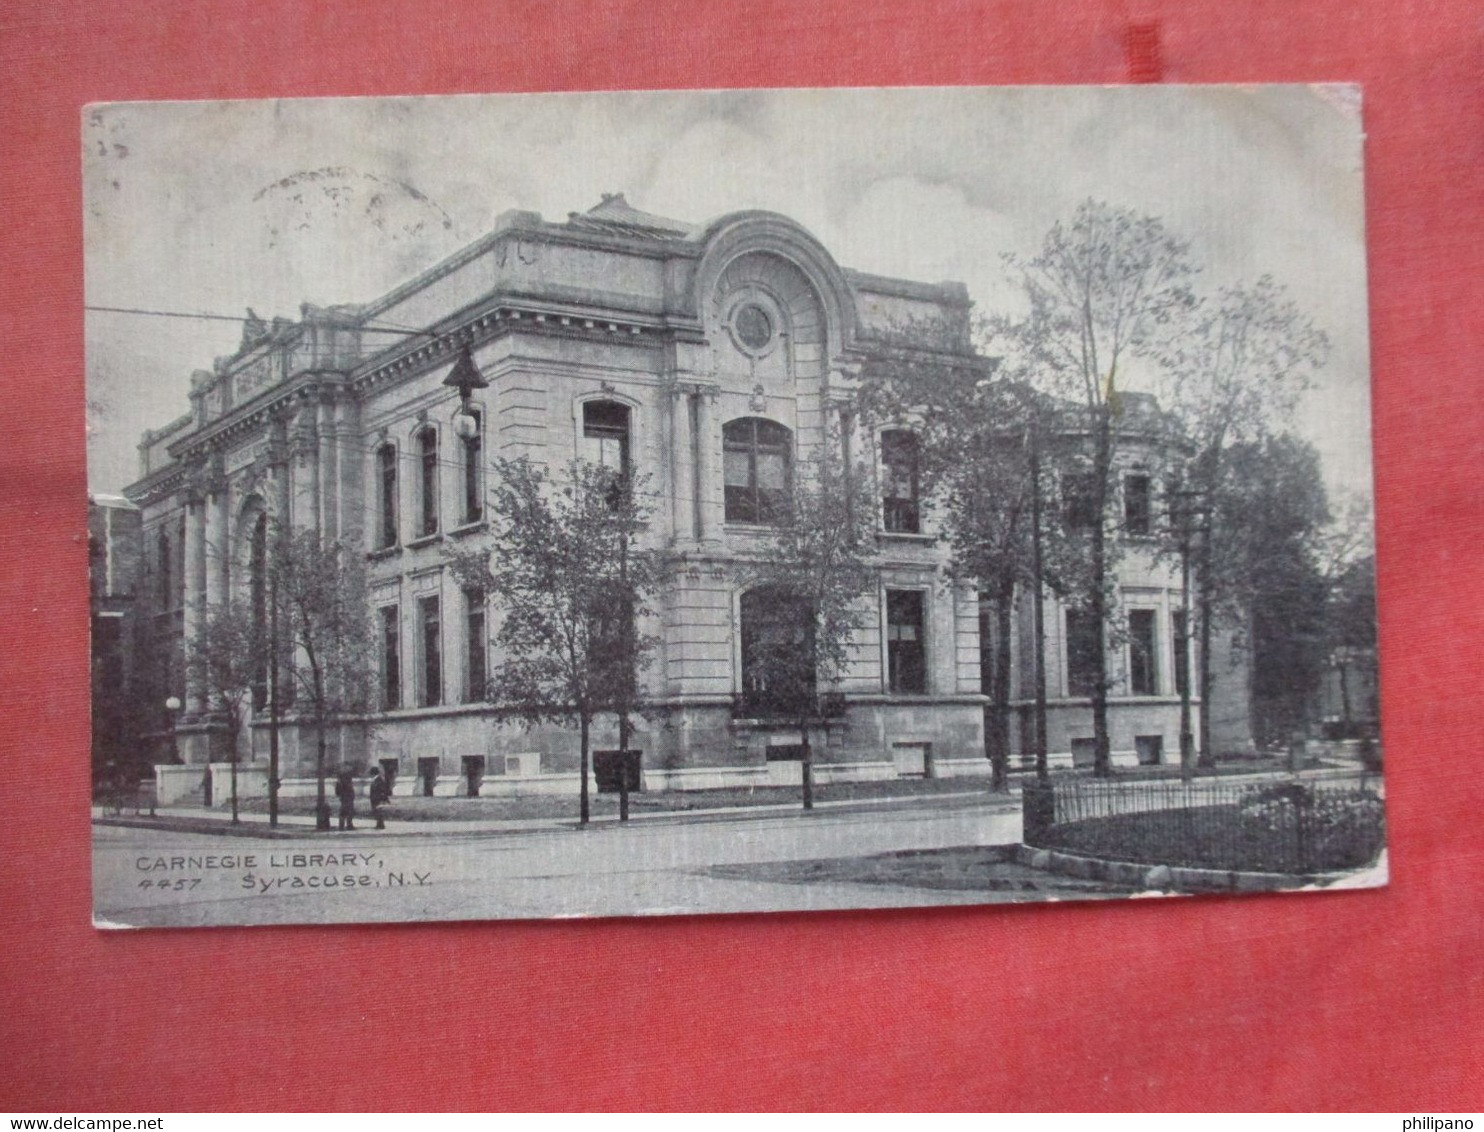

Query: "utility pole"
(1167, 483), (1207, 781)
(267, 545), (280, 827)
(1028, 425), (1049, 782)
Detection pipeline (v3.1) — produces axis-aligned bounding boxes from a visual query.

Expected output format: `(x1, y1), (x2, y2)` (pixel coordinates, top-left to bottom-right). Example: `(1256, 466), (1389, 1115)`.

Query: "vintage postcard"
(86, 86), (1383, 928)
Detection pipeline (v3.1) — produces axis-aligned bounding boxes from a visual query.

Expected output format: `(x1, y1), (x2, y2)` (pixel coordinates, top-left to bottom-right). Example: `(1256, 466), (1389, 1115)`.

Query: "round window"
(733, 303), (773, 351)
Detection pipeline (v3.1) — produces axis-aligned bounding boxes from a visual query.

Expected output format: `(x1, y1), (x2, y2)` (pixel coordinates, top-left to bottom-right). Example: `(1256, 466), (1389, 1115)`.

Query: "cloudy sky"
(84, 85), (1370, 500)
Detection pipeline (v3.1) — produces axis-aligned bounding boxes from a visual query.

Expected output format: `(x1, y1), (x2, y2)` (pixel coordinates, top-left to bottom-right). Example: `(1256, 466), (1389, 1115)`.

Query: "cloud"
(84, 87), (1371, 501)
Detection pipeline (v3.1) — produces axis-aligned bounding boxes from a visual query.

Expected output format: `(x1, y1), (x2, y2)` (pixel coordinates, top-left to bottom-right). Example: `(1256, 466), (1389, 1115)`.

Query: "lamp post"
(164, 695), (182, 761)
(1166, 483), (1208, 781)
(161, 695), (181, 817)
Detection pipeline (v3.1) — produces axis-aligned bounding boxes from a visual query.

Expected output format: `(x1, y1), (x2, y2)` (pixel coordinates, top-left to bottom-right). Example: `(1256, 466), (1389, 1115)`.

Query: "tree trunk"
(579, 710), (591, 826)
(1197, 559), (1215, 768)
(1090, 413), (1113, 777)
(228, 719), (240, 824)
(313, 670), (330, 831)
(268, 573), (280, 828)
(799, 719), (814, 811)
(1030, 442), (1049, 782)
(1178, 531), (1195, 782)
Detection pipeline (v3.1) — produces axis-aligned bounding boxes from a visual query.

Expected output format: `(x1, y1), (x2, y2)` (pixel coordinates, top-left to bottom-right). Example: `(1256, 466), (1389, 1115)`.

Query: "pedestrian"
(368, 764), (391, 831)
(334, 764), (356, 831)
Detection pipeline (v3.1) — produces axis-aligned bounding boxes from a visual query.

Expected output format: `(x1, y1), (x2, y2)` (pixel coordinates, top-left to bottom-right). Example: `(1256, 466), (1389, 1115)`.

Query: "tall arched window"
(738, 587), (815, 716)
(417, 426), (439, 538)
(249, 513), (268, 710)
(157, 531), (171, 607)
(880, 429), (922, 534)
(582, 400), (631, 510)
(723, 417), (791, 525)
(377, 443), (399, 548)
(461, 410), (483, 525)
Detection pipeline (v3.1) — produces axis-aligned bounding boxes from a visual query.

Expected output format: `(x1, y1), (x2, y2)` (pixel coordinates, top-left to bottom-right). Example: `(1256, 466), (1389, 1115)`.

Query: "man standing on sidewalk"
(334, 764), (357, 831)
(368, 765), (390, 831)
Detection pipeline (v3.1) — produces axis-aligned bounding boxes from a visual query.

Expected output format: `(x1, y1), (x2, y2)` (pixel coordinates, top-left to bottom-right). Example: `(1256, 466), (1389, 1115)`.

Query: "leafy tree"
(449, 458), (663, 826)
(271, 528), (378, 831)
(186, 597), (263, 823)
(859, 322), (1077, 787)
(745, 436), (876, 808)
(1161, 277), (1330, 763)
(1324, 553), (1379, 730)
(1315, 494), (1379, 734)
(1210, 435), (1334, 747)
(1010, 200), (1198, 775)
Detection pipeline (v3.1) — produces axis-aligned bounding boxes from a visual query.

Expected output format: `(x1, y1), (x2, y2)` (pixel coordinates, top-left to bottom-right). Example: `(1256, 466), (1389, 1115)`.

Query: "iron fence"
(1024, 772), (1385, 875)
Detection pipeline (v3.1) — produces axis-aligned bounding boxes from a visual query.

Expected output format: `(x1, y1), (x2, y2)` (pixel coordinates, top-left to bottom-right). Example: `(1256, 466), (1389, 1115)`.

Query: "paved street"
(93, 795), (1026, 928)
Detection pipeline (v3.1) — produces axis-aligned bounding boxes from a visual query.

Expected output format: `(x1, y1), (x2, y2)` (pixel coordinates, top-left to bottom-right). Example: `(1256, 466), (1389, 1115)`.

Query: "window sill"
(877, 530), (936, 543)
(723, 521), (784, 534)
(366, 545), (402, 561)
(448, 519), (487, 539)
(406, 532), (444, 550)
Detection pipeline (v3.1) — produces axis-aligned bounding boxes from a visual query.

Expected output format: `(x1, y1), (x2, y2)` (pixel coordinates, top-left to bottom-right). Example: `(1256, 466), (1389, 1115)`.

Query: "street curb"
(94, 789), (1018, 839)
(94, 816), (315, 839)
(1013, 842), (1360, 893)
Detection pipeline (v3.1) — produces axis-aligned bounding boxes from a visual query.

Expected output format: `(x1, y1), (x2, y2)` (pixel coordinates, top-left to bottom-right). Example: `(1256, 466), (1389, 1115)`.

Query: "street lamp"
(443, 344), (489, 423)
(164, 696), (182, 763)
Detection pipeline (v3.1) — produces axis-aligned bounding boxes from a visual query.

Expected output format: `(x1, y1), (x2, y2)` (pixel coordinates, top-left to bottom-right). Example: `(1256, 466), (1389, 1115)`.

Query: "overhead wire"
(92, 300), (867, 515)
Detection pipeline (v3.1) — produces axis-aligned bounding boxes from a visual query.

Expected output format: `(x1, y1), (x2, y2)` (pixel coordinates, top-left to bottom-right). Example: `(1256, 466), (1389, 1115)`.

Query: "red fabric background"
(2, 0), (1481, 1112)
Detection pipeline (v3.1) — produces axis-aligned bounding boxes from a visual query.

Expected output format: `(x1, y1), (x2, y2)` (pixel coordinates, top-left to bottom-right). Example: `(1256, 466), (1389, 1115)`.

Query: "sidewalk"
(92, 786), (1015, 839)
(93, 762), (1364, 841)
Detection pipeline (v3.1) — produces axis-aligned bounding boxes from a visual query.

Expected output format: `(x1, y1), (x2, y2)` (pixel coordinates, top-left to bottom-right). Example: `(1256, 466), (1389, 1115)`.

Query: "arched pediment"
(689, 211), (858, 359)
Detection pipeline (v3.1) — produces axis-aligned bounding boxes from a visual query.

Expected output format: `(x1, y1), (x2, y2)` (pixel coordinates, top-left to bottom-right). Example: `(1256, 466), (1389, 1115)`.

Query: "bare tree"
(1162, 277), (1330, 764)
(1011, 200), (1197, 776)
(271, 528), (378, 831)
(860, 322), (1077, 788)
(186, 597), (262, 823)
(745, 436), (876, 809)
(449, 458), (663, 826)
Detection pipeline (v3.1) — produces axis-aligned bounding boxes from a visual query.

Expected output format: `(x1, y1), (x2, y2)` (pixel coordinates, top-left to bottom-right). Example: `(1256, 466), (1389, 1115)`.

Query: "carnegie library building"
(124, 195), (1242, 801)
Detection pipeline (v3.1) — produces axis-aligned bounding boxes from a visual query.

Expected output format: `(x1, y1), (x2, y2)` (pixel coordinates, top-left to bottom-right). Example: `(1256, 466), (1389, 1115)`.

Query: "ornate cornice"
(348, 298), (668, 400)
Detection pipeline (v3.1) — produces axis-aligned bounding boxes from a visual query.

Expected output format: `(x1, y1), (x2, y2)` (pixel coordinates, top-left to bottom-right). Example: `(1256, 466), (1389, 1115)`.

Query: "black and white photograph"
(86, 86), (1384, 928)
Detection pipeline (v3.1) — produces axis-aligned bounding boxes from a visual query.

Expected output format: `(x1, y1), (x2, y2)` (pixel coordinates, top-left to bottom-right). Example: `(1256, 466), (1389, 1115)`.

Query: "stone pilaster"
(317, 394), (337, 541)
(203, 451), (228, 614)
(182, 477), (207, 717)
(291, 399), (319, 533)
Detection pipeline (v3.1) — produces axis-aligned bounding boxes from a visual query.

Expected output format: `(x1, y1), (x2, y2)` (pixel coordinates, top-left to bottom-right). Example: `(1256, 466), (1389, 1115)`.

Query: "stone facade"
(124, 195), (1240, 794)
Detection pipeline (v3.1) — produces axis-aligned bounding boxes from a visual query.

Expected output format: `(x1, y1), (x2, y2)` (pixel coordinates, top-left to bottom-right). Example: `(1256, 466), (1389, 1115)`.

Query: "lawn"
(1039, 799), (1385, 874)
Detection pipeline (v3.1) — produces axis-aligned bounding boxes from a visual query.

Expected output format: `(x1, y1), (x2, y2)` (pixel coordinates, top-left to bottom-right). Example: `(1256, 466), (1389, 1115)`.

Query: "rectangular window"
(1172, 609), (1190, 697)
(462, 411), (483, 525)
(1066, 608), (1099, 698)
(418, 429), (439, 538)
(582, 401), (630, 472)
(1063, 471), (1098, 530)
(419, 595), (441, 708)
(583, 401), (632, 510)
(1124, 474), (1152, 536)
(1128, 609), (1158, 696)
(723, 418), (792, 525)
(378, 445), (398, 547)
(465, 592), (486, 703)
(881, 430), (922, 534)
(886, 589), (927, 694)
(380, 606), (401, 710)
